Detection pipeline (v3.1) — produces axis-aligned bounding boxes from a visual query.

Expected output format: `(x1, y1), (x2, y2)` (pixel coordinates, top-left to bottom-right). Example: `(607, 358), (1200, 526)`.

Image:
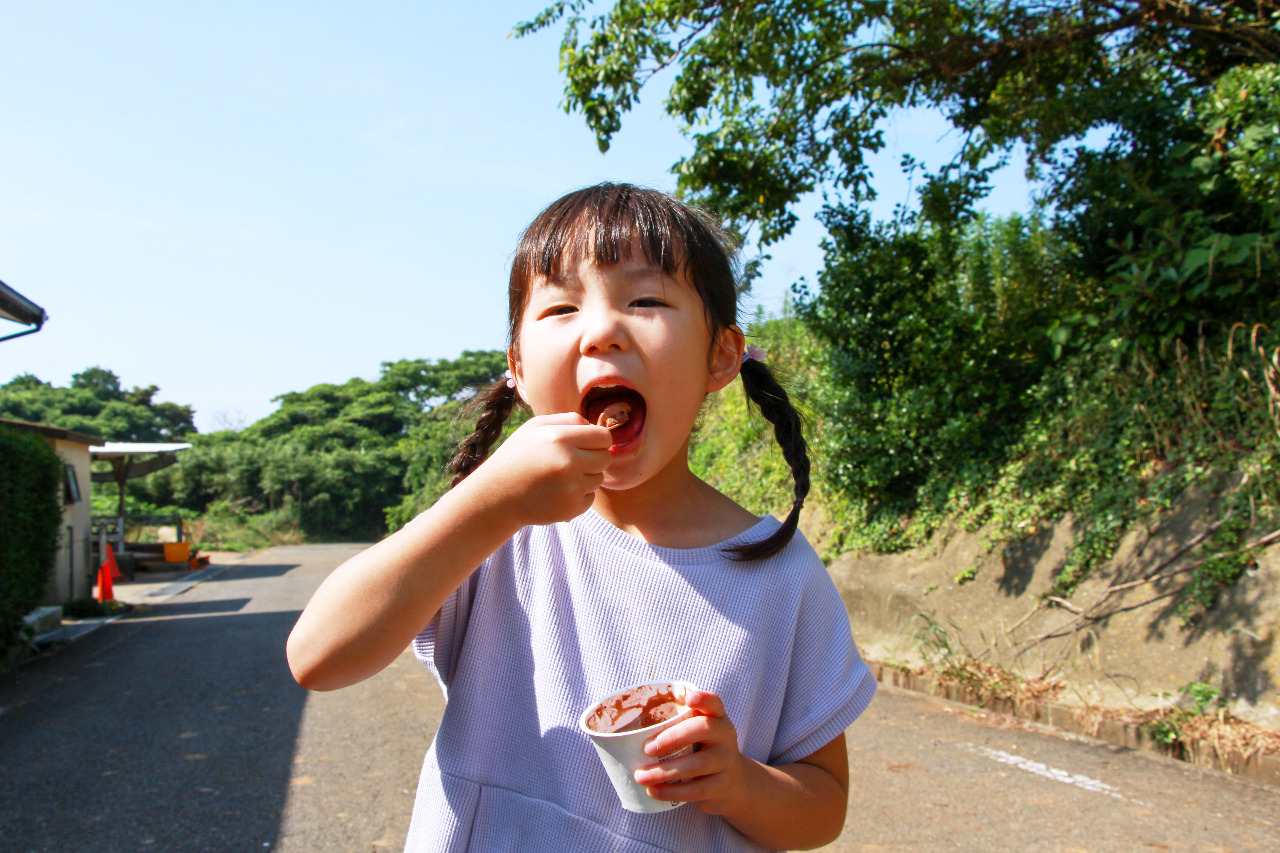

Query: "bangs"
(507, 183), (740, 343)
(513, 184), (707, 280)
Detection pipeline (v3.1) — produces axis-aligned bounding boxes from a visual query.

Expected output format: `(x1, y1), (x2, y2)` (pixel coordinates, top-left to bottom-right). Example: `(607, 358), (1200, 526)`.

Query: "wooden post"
(113, 455), (131, 554)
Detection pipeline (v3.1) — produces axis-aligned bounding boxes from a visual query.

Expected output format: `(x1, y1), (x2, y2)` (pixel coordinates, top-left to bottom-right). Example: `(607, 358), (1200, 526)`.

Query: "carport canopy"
(91, 442), (192, 517)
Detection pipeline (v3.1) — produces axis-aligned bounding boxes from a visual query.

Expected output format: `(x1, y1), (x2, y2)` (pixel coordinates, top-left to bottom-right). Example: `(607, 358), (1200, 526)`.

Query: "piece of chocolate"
(598, 401), (632, 431)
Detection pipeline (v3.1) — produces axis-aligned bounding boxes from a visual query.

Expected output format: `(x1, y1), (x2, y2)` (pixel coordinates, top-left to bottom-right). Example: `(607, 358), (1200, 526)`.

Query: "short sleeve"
(768, 556), (877, 766)
(413, 568), (480, 692)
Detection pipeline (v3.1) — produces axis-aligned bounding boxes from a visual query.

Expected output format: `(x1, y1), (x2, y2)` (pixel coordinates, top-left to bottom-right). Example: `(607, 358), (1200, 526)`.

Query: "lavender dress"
(407, 510), (876, 852)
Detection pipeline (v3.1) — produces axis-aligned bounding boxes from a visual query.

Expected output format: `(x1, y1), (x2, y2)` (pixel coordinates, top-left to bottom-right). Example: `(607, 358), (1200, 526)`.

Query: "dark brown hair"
(447, 182), (809, 560)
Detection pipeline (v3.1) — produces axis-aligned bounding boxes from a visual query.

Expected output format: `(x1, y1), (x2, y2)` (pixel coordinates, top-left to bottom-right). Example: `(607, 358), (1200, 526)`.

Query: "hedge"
(0, 425), (63, 661)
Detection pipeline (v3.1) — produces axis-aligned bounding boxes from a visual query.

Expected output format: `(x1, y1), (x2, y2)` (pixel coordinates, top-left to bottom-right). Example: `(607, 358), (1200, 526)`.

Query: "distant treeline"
(0, 351), (511, 542)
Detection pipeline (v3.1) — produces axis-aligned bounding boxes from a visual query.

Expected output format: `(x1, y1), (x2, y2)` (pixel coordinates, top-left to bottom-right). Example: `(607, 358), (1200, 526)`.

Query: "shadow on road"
(0, 605), (307, 852)
(131, 598), (254, 618)
(208, 563), (300, 582)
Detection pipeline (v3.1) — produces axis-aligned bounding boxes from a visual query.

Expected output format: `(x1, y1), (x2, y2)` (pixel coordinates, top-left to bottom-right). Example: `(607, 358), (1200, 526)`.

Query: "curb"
(31, 562), (237, 650)
(867, 660), (1280, 789)
(134, 562), (235, 601)
(32, 613), (126, 647)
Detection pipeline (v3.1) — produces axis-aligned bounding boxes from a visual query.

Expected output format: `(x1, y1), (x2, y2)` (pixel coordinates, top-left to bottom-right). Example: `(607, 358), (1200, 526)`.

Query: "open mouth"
(582, 385), (646, 447)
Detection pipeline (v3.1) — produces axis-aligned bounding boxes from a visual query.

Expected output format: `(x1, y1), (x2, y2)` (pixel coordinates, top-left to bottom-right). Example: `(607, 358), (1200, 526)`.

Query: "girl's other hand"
(633, 689), (749, 815)
(479, 412), (613, 527)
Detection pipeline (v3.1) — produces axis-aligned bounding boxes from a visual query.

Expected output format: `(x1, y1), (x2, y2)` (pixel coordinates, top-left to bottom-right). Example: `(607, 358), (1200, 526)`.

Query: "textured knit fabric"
(406, 509), (877, 853)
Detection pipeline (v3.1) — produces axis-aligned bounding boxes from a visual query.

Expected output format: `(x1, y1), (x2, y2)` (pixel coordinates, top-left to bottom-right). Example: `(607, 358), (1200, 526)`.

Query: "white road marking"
(962, 743), (1149, 806)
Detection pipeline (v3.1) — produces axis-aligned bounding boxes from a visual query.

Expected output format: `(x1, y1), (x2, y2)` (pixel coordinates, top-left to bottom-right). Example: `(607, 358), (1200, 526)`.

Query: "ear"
(707, 325), (745, 393)
(506, 348), (523, 400)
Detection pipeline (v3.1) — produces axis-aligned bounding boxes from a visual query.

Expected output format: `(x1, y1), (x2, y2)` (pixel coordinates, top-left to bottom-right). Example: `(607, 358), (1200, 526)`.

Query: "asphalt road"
(2, 545), (1277, 852)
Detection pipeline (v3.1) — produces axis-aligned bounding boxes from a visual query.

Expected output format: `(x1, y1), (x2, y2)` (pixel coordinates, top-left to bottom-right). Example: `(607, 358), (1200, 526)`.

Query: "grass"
(1132, 681), (1280, 763)
(185, 501), (305, 551)
(62, 598), (131, 620)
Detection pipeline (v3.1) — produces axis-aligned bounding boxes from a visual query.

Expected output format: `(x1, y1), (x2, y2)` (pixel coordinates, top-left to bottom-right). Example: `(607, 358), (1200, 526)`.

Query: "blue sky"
(1, 2), (1034, 432)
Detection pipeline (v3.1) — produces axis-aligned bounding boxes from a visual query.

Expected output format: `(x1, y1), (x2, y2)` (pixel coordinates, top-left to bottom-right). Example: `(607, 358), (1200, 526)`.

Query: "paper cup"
(579, 681), (697, 813)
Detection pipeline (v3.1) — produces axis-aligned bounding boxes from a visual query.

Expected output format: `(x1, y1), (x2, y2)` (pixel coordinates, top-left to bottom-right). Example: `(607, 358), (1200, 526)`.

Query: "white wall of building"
(45, 437), (96, 604)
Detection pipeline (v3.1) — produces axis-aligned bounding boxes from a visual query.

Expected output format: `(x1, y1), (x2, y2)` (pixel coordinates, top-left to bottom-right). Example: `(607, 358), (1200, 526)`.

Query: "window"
(64, 463), (81, 504)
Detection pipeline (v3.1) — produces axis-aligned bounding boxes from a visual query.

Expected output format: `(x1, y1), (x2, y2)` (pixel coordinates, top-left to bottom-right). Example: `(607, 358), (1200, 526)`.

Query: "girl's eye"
(541, 305), (577, 318)
(631, 297), (668, 308)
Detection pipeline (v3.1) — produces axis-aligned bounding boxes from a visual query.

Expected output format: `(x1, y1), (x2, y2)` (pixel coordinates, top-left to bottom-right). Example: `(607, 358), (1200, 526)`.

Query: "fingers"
(533, 412), (591, 426)
(634, 690), (743, 807)
(634, 732), (740, 809)
(683, 688), (725, 718)
(644, 714), (718, 760)
(525, 413), (614, 453)
(635, 747), (710, 786)
(642, 689), (727, 758)
(476, 412), (617, 526)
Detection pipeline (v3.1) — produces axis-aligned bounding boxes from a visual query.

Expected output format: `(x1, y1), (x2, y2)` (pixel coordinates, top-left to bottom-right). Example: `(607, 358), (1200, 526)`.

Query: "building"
(0, 278), (48, 342)
(0, 417), (103, 604)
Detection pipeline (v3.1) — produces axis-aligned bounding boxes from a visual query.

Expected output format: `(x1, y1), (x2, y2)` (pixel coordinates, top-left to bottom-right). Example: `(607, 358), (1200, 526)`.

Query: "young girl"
(287, 183), (876, 852)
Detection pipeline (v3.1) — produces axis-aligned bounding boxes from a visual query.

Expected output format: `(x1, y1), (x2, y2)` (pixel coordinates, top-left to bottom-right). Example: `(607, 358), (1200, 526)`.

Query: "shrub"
(0, 426), (63, 661)
(796, 207), (1075, 517)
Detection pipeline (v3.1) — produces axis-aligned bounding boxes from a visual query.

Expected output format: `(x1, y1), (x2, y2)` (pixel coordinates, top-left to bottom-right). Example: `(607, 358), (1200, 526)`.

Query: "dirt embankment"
(808, 482), (1280, 730)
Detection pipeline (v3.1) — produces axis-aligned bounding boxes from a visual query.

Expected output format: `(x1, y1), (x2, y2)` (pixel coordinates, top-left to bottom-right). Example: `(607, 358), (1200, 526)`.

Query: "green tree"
(519, 1), (1279, 343)
(798, 206), (1085, 510)
(521, 0), (1277, 236)
(0, 368), (195, 441)
(137, 350), (510, 540)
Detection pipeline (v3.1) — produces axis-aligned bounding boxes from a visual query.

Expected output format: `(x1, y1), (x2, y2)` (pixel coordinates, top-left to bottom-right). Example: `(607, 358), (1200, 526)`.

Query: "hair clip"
(504, 369), (517, 389)
(742, 344), (767, 364)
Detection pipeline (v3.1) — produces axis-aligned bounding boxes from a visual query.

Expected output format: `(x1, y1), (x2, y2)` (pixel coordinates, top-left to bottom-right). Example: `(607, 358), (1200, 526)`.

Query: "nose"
(578, 303), (629, 356)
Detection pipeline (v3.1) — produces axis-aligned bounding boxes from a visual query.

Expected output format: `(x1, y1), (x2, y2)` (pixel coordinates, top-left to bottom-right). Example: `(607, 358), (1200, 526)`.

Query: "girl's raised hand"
(477, 412), (614, 527)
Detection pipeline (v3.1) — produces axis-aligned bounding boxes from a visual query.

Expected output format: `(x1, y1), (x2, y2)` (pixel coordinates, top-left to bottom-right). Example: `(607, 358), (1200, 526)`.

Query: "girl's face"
(510, 250), (742, 491)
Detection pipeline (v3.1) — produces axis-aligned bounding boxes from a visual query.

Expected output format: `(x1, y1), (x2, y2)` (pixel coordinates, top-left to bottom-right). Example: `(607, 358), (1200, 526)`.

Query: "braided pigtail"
(447, 380), (518, 487)
(725, 357), (811, 561)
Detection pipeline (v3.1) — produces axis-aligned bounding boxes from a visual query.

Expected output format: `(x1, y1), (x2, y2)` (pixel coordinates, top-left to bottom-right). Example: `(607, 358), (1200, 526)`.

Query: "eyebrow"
(535, 263), (666, 292)
(532, 276), (583, 294)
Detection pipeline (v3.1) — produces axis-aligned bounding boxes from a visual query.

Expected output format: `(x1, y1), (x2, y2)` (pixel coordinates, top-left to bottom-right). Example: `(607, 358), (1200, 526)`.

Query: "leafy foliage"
(2, 353), (509, 546)
(0, 426), (63, 662)
(136, 350), (510, 542)
(796, 206), (1085, 511)
(1144, 681), (1228, 752)
(0, 367), (195, 442)
(1178, 476), (1270, 620)
(520, 0), (1280, 245)
(523, 1), (1280, 358)
(689, 309), (821, 515)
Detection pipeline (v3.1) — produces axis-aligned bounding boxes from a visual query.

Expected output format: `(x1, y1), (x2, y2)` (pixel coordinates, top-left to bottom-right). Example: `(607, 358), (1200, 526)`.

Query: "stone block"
(23, 606), (63, 635)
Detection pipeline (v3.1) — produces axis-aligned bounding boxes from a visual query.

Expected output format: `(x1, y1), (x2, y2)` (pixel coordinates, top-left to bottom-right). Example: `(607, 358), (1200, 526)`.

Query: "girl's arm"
(717, 735), (848, 849)
(635, 690), (850, 850)
(286, 414), (613, 692)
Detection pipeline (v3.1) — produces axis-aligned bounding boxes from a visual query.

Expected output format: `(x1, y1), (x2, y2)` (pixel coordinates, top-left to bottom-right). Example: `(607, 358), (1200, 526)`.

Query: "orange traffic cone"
(105, 544), (124, 580)
(96, 545), (117, 602)
(96, 565), (114, 602)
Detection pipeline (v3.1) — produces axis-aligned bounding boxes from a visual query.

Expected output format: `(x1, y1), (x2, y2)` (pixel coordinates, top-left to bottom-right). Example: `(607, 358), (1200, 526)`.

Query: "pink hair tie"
(742, 344), (767, 364)
(504, 370), (517, 389)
